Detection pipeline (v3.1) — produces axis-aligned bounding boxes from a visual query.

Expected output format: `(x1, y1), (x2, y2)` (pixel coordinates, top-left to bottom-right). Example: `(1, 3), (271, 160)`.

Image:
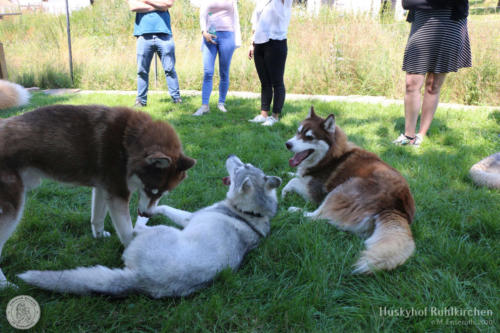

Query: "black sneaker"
(173, 98), (182, 104)
(134, 100), (146, 108)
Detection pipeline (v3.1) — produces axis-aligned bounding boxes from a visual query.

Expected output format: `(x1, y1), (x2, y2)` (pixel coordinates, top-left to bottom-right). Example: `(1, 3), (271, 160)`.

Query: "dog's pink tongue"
(289, 151), (310, 168)
(222, 176), (231, 185)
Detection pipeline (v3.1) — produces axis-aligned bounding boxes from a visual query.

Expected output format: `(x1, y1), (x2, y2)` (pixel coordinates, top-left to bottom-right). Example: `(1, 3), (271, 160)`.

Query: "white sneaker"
(392, 133), (423, 147)
(193, 105), (209, 116)
(249, 114), (267, 123)
(393, 134), (412, 145)
(413, 134), (424, 147)
(262, 117), (278, 126)
(217, 103), (228, 112)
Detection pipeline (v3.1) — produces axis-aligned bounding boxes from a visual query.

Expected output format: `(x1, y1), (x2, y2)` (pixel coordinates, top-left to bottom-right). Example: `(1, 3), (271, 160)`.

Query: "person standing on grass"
(248, 0), (293, 127)
(129, 0), (182, 107)
(193, 0), (242, 116)
(393, 0), (471, 146)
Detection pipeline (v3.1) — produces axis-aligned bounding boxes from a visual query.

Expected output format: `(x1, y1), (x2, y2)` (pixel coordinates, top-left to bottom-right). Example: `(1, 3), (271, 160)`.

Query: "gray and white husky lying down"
(19, 155), (282, 298)
(469, 152), (500, 189)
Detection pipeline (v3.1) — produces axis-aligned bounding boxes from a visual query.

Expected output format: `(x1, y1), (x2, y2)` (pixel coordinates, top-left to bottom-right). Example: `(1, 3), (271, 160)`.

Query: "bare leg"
(418, 73), (447, 137)
(404, 73), (425, 138)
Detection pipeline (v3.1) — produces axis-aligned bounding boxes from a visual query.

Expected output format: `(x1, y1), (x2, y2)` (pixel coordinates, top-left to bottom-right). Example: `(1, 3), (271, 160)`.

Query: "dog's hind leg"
(91, 188), (111, 239)
(309, 179), (376, 235)
(153, 205), (192, 228)
(0, 170), (25, 288)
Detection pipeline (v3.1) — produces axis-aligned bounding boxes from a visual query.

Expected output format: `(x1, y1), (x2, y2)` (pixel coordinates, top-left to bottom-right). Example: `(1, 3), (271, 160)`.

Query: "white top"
(251, 0), (293, 44)
(200, 0), (242, 47)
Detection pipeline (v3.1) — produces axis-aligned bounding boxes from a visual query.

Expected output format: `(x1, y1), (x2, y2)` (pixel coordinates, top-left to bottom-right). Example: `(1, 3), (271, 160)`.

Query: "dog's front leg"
(153, 205), (192, 228)
(281, 177), (310, 201)
(106, 197), (134, 246)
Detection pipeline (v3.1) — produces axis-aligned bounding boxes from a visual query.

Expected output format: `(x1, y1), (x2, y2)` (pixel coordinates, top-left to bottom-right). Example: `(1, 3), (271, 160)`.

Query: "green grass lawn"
(0, 93), (499, 332)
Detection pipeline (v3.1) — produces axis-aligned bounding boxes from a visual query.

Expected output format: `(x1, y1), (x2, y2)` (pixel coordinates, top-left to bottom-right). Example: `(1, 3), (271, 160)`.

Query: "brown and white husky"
(282, 107), (416, 273)
(0, 104), (195, 287)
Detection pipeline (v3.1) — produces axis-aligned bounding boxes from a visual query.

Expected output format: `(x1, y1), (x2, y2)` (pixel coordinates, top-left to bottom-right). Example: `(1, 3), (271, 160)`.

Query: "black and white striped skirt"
(402, 9), (472, 74)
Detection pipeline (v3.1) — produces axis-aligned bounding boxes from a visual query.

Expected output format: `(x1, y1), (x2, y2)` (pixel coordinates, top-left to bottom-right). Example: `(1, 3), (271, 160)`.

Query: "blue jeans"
(201, 31), (235, 105)
(136, 33), (180, 104)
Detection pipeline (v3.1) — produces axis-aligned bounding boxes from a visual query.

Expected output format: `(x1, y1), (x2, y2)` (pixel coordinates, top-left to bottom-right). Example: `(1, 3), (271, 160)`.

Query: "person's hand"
(248, 44), (254, 60)
(202, 31), (217, 44)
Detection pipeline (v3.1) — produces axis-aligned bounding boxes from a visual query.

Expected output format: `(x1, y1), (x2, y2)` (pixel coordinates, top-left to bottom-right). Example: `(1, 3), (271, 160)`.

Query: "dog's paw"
(134, 216), (150, 232)
(281, 189), (291, 199)
(92, 227), (111, 239)
(286, 172), (296, 177)
(288, 206), (302, 213)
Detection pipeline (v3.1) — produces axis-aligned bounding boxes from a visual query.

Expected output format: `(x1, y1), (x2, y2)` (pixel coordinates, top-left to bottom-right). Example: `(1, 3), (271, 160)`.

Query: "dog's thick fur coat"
(0, 104), (195, 287)
(19, 155), (281, 297)
(0, 80), (30, 110)
(282, 108), (415, 273)
(469, 153), (500, 189)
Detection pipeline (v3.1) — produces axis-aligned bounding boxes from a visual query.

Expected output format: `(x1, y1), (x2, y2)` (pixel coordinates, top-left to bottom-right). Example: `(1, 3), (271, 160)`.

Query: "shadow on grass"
(488, 110), (500, 125)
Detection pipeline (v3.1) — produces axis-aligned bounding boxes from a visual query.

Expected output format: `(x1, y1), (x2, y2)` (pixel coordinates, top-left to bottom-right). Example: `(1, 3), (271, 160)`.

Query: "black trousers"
(253, 39), (288, 115)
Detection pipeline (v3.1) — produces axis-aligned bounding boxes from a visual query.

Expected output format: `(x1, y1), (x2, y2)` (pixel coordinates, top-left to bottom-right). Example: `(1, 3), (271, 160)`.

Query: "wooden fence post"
(0, 42), (8, 79)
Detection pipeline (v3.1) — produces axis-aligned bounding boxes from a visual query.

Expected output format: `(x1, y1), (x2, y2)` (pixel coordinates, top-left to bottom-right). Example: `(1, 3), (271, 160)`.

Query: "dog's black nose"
(227, 154), (235, 159)
(285, 142), (292, 150)
(137, 208), (152, 219)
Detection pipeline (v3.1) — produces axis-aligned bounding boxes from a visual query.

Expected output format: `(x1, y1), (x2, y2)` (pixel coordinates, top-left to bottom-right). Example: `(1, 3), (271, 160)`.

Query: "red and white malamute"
(0, 104), (195, 287)
(282, 107), (416, 273)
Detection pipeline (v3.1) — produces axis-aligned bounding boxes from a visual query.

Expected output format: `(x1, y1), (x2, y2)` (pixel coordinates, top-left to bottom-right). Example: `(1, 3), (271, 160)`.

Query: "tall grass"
(0, 0), (499, 105)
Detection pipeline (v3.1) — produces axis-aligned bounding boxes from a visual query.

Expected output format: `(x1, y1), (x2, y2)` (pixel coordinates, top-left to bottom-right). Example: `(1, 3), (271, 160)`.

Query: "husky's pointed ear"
(177, 155), (196, 171)
(239, 177), (252, 193)
(323, 114), (336, 133)
(307, 106), (317, 119)
(146, 152), (172, 168)
(265, 176), (282, 190)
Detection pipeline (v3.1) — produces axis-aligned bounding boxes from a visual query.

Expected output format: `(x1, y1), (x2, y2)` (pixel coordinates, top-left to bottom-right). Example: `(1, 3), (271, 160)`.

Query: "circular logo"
(6, 295), (41, 330)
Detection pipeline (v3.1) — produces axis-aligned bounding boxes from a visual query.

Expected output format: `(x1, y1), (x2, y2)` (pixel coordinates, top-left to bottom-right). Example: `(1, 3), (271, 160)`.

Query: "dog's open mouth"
(222, 176), (231, 185)
(289, 149), (314, 167)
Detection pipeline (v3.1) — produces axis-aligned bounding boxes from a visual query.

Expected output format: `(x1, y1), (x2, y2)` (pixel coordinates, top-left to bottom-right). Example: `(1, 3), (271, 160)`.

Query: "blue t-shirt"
(133, 10), (172, 36)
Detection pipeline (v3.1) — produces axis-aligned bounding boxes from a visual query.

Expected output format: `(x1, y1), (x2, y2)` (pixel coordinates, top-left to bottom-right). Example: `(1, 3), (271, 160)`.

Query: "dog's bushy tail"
(469, 154), (500, 189)
(353, 211), (414, 274)
(0, 80), (31, 110)
(18, 265), (137, 296)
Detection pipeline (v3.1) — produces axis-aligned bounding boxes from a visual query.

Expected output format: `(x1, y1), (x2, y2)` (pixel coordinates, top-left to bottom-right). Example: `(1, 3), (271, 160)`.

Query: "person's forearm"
(200, 3), (208, 32)
(144, 0), (173, 11)
(129, 0), (155, 13)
